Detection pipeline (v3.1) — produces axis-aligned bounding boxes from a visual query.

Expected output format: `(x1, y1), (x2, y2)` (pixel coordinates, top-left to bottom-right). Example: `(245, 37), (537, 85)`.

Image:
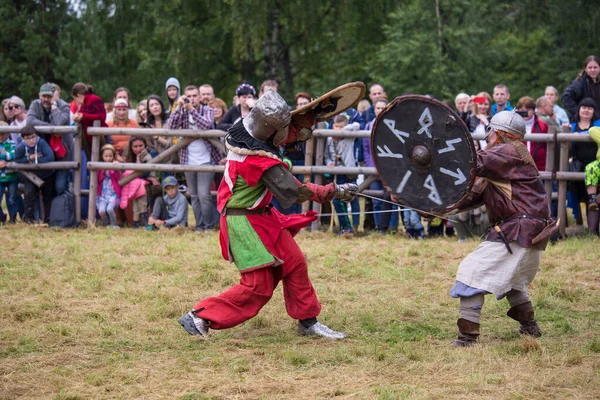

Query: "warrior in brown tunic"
(448, 111), (555, 347)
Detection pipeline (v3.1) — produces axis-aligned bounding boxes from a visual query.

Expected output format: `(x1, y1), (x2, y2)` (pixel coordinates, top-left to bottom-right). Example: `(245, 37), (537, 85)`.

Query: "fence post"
(558, 140), (569, 237)
(544, 129), (556, 200)
(302, 137), (315, 213)
(310, 136), (325, 231)
(87, 121), (101, 228)
(74, 124), (82, 223)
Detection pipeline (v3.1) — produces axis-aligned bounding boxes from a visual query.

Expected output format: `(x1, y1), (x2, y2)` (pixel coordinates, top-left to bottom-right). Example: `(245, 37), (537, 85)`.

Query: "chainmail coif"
(496, 129), (537, 170)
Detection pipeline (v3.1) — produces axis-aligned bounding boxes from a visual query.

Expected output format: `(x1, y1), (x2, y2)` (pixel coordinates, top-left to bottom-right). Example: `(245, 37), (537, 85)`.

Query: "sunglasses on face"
(8, 105), (20, 110)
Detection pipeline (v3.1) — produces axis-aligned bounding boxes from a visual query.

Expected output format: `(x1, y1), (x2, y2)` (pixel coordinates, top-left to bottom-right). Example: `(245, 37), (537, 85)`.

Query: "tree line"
(1, 0), (598, 105)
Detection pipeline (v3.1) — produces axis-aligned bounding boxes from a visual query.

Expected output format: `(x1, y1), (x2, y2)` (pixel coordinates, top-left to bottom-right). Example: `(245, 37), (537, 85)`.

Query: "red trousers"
(193, 229), (322, 329)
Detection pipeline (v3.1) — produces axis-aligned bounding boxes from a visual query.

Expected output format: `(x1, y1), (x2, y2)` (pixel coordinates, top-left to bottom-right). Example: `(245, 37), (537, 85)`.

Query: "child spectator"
(403, 209), (425, 239)
(425, 216), (444, 237)
(0, 123), (18, 224)
(324, 114), (360, 236)
(15, 125), (55, 224)
(120, 136), (159, 228)
(96, 144), (122, 229)
(165, 77), (181, 115)
(148, 175), (188, 229)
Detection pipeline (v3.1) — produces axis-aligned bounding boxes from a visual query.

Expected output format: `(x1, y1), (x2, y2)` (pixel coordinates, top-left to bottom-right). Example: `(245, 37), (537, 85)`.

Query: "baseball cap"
(162, 175), (178, 189)
(39, 82), (56, 96)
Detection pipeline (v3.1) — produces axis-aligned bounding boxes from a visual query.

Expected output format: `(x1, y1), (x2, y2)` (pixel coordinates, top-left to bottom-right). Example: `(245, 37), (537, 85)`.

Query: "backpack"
(49, 191), (78, 228)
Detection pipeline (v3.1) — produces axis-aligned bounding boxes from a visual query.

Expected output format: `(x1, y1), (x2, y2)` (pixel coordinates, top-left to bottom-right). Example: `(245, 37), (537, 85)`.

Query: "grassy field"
(1, 224), (599, 400)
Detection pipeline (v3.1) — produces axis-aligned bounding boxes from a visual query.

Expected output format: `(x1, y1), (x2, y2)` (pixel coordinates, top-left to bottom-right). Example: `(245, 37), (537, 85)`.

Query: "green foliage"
(0, 0), (74, 100)
(1, 0), (599, 105)
(369, 0), (600, 101)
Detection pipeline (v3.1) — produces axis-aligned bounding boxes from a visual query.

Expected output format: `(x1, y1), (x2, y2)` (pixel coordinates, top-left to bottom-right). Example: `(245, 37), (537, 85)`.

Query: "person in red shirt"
(514, 96), (549, 172)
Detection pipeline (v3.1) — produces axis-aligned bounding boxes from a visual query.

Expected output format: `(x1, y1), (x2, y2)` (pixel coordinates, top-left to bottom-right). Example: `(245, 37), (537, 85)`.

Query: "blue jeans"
(79, 150), (90, 220)
(185, 166), (215, 230)
(0, 180), (19, 217)
(55, 169), (71, 196)
(333, 175), (359, 230)
(403, 209), (423, 231)
(370, 180), (383, 228)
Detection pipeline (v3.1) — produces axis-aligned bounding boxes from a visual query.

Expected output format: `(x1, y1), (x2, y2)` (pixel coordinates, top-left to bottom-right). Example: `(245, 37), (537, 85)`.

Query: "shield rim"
(371, 94), (477, 214)
(291, 82), (366, 121)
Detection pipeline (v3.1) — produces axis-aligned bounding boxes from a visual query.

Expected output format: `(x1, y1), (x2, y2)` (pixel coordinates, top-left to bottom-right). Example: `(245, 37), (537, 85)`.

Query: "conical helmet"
(487, 111), (526, 139)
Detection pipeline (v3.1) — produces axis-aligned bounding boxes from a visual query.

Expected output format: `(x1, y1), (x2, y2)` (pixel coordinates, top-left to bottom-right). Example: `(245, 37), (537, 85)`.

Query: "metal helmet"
(242, 90), (291, 145)
(487, 111), (526, 139)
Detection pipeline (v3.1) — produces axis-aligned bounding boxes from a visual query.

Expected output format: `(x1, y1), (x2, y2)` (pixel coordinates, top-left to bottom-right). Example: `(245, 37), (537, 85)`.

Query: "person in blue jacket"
(15, 125), (55, 223)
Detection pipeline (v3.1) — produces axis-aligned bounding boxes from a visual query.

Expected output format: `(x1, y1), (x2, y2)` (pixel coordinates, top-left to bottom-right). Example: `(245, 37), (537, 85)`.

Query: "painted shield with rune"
(371, 95), (476, 214)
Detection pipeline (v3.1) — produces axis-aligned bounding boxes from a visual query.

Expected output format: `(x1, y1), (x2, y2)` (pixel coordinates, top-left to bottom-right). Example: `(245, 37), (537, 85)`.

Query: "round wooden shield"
(292, 82), (366, 122)
(371, 95), (476, 213)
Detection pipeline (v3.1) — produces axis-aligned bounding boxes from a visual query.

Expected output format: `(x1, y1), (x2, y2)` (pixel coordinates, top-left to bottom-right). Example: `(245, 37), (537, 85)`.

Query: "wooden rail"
(78, 128), (592, 235)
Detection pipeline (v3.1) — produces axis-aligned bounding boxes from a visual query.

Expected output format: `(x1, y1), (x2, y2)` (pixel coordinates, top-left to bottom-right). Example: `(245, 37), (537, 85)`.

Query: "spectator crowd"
(1, 55), (600, 236)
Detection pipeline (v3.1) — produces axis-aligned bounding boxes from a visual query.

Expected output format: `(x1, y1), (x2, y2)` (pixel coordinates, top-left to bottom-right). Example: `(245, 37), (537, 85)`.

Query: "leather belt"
(223, 205), (272, 216)
(498, 214), (549, 225)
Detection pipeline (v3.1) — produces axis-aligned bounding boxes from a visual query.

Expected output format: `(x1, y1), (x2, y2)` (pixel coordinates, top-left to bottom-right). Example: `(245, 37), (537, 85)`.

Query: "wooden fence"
(0, 125), (83, 222)
(1, 124), (595, 237)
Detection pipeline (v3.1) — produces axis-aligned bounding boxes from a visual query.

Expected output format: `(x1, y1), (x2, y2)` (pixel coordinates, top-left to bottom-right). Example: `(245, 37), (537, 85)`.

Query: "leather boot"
(587, 209), (600, 236)
(507, 301), (542, 337)
(452, 318), (480, 347)
(589, 194), (599, 212)
(9, 214), (17, 224)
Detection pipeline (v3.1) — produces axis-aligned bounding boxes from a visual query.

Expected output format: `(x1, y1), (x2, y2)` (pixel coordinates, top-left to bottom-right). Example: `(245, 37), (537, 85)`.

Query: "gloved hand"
(334, 182), (358, 202)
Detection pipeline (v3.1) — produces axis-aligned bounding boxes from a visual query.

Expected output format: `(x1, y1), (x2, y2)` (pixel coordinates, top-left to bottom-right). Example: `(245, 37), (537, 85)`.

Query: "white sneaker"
(178, 311), (210, 337)
(297, 321), (346, 339)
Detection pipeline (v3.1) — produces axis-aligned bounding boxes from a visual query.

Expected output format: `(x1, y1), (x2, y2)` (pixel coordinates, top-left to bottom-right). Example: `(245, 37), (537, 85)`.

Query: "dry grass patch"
(1, 225), (599, 399)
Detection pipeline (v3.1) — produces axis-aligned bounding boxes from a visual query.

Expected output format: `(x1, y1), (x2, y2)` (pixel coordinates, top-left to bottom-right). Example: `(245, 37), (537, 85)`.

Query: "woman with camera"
(466, 91), (493, 150)
(514, 96), (549, 172)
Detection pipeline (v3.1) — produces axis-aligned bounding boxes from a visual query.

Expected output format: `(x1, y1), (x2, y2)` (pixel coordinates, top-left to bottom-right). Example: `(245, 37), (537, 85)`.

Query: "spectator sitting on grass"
(148, 175), (188, 229)
(121, 136), (159, 229)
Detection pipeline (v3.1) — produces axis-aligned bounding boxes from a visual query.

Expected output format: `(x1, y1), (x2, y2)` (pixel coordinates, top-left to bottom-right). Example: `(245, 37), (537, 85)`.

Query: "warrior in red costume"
(178, 90), (357, 339)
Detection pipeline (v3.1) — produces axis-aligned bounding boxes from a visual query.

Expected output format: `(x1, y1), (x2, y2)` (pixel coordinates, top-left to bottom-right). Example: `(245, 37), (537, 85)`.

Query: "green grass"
(0, 225), (599, 399)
